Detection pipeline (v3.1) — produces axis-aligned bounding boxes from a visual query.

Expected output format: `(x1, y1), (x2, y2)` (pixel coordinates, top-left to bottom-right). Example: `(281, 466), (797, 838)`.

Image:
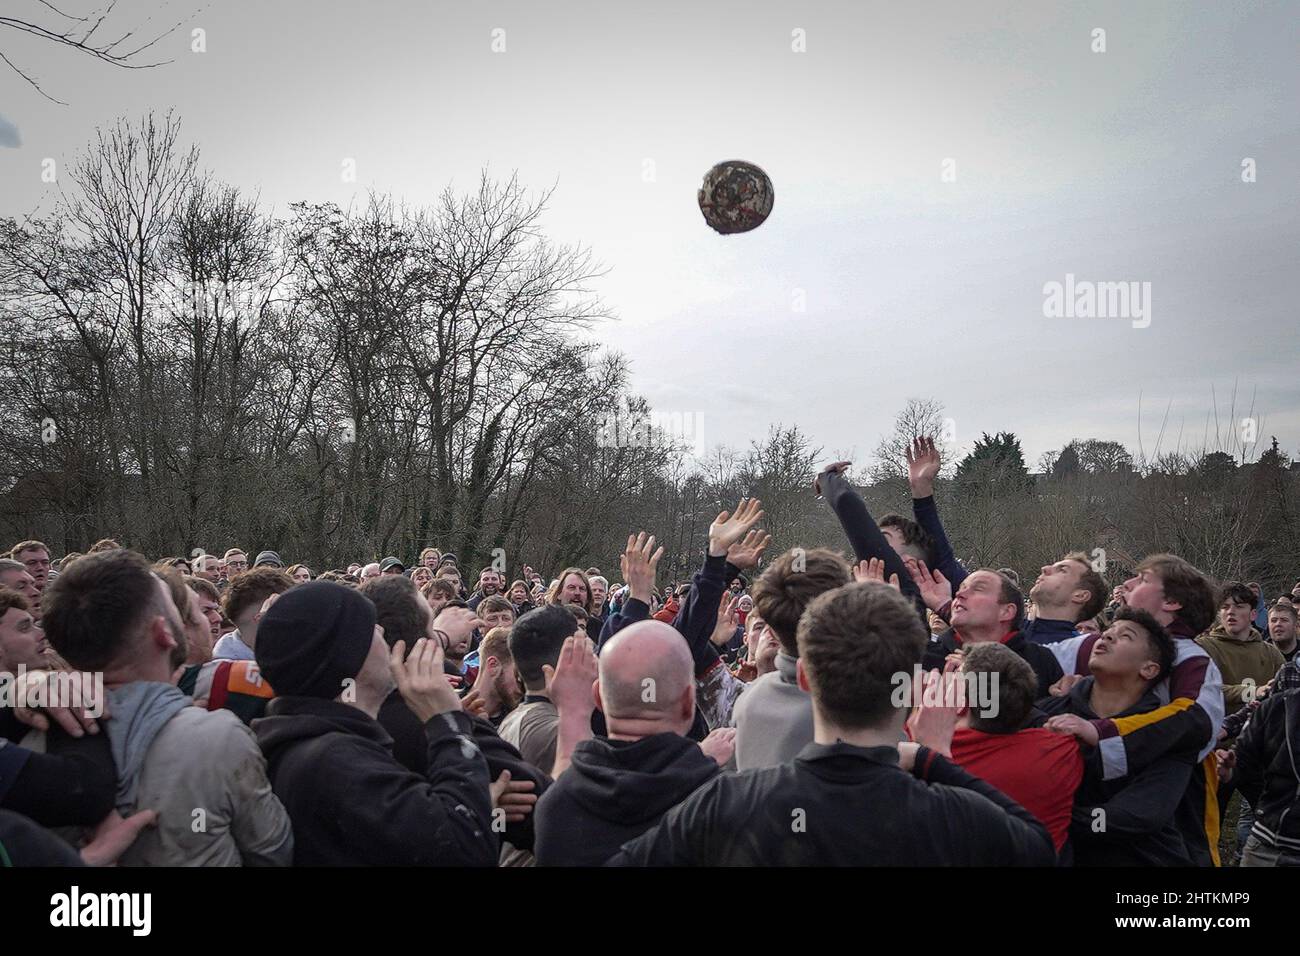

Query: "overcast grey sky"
(2, 0), (1296, 469)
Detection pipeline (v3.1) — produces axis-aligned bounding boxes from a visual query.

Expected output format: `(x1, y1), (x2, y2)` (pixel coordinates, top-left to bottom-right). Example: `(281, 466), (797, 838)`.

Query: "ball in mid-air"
(698, 160), (774, 235)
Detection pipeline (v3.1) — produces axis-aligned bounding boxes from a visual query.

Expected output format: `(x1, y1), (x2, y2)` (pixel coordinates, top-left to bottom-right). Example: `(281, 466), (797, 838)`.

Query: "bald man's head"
(597, 621), (694, 733)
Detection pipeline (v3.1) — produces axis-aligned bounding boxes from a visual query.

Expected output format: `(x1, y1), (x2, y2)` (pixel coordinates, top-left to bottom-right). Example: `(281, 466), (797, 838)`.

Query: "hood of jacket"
(563, 732), (718, 826)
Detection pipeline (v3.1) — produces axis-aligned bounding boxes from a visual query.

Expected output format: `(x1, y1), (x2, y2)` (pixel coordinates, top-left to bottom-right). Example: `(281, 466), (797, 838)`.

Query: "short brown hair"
(751, 548), (851, 655)
(797, 582), (927, 728)
(1135, 553), (1217, 634)
(961, 643), (1037, 734)
(9, 540), (48, 560)
(479, 625), (513, 666)
(186, 576), (220, 602)
(361, 575), (426, 651)
(423, 578), (458, 601)
(0, 586), (31, 618)
(41, 549), (164, 671)
(222, 567), (294, 624)
(479, 594), (514, 618)
(1063, 552), (1107, 623)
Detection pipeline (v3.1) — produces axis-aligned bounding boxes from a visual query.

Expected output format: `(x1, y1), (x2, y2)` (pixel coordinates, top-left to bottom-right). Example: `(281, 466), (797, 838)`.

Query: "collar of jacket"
(947, 628), (1021, 650)
(775, 651), (800, 685)
(1065, 676), (1161, 719)
(264, 695), (395, 747)
(794, 740), (901, 777)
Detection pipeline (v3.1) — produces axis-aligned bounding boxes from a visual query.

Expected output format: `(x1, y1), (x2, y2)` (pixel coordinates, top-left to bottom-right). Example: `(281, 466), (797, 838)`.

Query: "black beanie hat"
(255, 581), (376, 699)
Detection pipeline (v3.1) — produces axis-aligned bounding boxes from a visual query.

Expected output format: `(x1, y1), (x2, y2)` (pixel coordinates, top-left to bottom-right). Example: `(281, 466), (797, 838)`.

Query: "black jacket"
(534, 732), (719, 866)
(1233, 688), (1300, 854)
(1037, 679), (1195, 866)
(0, 710), (116, 828)
(924, 629), (1064, 699)
(376, 689), (551, 851)
(255, 697), (497, 866)
(609, 741), (1055, 866)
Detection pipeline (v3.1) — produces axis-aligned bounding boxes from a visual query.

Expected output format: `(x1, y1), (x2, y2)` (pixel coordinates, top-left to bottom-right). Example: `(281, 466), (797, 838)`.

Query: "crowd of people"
(1, 436), (1298, 867)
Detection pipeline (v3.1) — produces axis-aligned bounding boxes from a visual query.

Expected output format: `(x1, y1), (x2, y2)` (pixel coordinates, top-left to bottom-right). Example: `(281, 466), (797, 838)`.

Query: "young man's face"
(1088, 618), (1159, 682)
(292, 566), (311, 584)
(0, 606), (45, 670)
(183, 588), (214, 662)
(479, 570), (501, 594)
(950, 571), (1013, 633)
(559, 574), (587, 607)
(1219, 598), (1254, 636)
(1030, 558), (1087, 613)
(195, 591), (223, 639)
(17, 548), (51, 589)
(1121, 567), (1172, 621)
(482, 609), (513, 631)
(1267, 608), (1297, 646)
(422, 554), (439, 569)
(226, 554), (248, 576)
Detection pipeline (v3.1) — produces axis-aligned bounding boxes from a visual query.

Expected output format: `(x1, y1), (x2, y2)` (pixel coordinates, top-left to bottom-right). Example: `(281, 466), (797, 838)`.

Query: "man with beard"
(464, 626), (523, 728)
(468, 568), (504, 611)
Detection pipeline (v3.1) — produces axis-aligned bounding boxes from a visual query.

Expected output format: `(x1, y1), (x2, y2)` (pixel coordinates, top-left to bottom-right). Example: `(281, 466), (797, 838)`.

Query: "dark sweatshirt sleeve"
(1071, 754), (1194, 839)
(911, 746), (1056, 865)
(468, 714), (551, 852)
(339, 709), (497, 865)
(0, 728), (117, 827)
(1231, 694), (1281, 808)
(910, 495), (968, 589)
(597, 598), (649, 650)
(1088, 654), (1221, 781)
(672, 552), (733, 677)
(819, 469), (924, 616)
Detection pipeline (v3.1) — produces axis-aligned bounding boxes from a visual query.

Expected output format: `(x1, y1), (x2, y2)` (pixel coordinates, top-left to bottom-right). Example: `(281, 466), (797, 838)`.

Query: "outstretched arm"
(907, 437), (968, 589)
(816, 463), (923, 618)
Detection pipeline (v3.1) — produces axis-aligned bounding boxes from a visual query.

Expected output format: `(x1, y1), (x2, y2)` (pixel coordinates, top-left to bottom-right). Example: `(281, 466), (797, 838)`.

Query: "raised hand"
(904, 669), (962, 757)
(708, 498), (765, 558)
(620, 532), (664, 604)
(854, 558), (900, 590)
(906, 436), (942, 498)
(710, 594), (740, 646)
(726, 528), (772, 570)
(390, 637), (461, 723)
(812, 461), (851, 497)
(543, 635), (599, 717)
(904, 558), (952, 612)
